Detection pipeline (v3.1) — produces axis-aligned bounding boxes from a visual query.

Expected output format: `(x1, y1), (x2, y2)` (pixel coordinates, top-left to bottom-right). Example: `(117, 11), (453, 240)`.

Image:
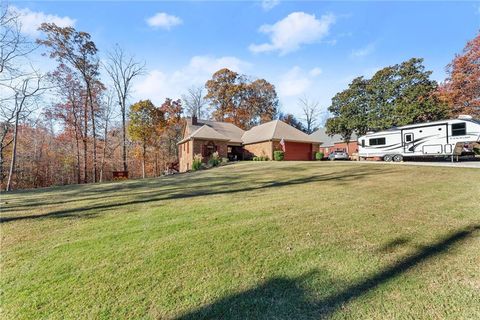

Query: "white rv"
(357, 115), (480, 161)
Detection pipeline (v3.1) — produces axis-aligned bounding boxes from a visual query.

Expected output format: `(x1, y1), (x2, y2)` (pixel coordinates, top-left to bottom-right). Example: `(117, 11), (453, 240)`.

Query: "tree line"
(1, 2), (478, 190)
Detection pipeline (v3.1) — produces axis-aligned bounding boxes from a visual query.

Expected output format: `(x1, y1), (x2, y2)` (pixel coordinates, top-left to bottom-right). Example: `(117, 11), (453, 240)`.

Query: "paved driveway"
(357, 158), (480, 169)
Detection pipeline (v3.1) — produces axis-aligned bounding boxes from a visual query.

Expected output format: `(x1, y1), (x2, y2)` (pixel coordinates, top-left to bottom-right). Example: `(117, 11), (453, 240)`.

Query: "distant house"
(178, 117), (321, 172)
(310, 128), (358, 157)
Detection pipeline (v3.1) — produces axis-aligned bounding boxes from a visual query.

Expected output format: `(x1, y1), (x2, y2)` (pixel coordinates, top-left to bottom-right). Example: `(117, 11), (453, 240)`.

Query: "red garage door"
(284, 142), (312, 160)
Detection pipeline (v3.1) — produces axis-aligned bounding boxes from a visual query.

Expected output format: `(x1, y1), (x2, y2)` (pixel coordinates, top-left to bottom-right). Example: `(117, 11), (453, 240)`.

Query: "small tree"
(104, 45), (145, 173)
(128, 100), (164, 178)
(182, 86), (207, 118)
(298, 96), (321, 134)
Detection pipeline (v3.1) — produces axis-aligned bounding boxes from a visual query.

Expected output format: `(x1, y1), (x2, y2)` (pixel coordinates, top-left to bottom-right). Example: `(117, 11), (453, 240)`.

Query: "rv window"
(361, 140), (365, 148)
(369, 137), (386, 146)
(452, 123), (466, 136)
(405, 134), (412, 142)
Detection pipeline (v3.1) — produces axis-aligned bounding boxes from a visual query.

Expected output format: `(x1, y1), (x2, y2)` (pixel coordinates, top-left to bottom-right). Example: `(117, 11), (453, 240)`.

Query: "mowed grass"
(1, 162), (479, 319)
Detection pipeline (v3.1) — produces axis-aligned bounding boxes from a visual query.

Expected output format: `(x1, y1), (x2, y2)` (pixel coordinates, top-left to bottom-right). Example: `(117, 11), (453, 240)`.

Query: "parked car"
(328, 150), (350, 161)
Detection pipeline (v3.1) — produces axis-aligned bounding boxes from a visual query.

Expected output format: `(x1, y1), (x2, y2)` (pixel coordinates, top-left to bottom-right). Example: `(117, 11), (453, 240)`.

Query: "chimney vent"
(192, 115), (198, 125)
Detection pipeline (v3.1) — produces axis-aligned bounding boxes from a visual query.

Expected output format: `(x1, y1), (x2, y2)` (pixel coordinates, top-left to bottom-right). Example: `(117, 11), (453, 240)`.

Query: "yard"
(1, 162), (479, 319)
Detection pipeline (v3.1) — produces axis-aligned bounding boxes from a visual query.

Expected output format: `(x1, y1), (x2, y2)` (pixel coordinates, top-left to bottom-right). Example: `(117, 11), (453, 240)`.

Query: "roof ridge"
(271, 119), (280, 140)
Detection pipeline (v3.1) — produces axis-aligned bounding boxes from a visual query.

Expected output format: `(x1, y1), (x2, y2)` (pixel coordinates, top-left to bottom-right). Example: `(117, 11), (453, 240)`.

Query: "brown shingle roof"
(242, 120), (321, 144)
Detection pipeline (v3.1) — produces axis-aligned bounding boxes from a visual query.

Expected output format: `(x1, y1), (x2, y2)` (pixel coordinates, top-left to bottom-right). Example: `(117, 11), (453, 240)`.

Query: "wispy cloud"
(8, 6), (76, 37)
(350, 43), (375, 58)
(249, 12), (336, 55)
(261, 0), (280, 11)
(146, 12), (183, 30)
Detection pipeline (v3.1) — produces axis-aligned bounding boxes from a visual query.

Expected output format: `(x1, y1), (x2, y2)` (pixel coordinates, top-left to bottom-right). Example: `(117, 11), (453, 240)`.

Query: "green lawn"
(1, 162), (479, 319)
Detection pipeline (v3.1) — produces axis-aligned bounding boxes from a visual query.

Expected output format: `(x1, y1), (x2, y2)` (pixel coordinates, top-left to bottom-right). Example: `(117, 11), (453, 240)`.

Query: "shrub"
(208, 151), (220, 167)
(252, 156), (269, 161)
(474, 147), (480, 155)
(192, 154), (203, 171)
(315, 152), (324, 160)
(274, 151), (284, 161)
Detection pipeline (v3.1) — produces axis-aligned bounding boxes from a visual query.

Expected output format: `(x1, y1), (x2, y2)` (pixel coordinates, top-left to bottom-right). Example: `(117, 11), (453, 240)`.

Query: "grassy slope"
(1, 162), (479, 319)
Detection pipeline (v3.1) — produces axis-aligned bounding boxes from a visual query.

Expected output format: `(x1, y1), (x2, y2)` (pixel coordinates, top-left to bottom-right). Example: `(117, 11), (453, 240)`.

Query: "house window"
(203, 141), (217, 157)
(452, 123), (466, 136)
(369, 137), (386, 146)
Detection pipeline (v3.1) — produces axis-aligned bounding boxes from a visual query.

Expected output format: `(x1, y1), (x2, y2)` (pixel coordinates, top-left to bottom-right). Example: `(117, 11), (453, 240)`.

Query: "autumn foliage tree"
(38, 23), (103, 183)
(437, 31), (480, 117)
(128, 100), (164, 178)
(205, 68), (279, 130)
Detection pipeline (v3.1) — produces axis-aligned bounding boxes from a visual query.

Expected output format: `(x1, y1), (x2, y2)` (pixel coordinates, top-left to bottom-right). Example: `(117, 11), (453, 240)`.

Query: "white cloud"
(146, 12), (183, 30)
(249, 12), (336, 55)
(309, 67), (322, 77)
(8, 6), (76, 37)
(350, 43), (375, 58)
(261, 0), (280, 11)
(133, 55), (250, 104)
(278, 66), (313, 97)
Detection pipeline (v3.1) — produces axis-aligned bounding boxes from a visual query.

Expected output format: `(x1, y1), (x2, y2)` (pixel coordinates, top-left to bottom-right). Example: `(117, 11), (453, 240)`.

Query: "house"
(178, 117), (321, 172)
(309, 128), (358, 158)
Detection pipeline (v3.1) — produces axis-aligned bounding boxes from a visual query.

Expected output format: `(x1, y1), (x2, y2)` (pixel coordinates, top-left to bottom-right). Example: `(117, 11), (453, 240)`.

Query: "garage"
(284, 142), (313, 160)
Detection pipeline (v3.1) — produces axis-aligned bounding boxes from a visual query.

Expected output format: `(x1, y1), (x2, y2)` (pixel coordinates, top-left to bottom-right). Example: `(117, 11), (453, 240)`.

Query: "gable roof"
(179, 118), (245, 144)
(309, 128), (358, 147)
(242, 120), (321, 144)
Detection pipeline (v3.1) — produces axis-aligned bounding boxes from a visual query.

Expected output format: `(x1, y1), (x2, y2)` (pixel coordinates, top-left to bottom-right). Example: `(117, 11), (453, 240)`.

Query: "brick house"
(309, 128), (358, 158)
(178, 117), (321, 172)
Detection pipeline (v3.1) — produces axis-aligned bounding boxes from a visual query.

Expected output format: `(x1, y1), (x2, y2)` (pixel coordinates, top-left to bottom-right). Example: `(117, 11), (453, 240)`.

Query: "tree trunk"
(88, 85), (97, 183)
(6, 113), (20, 191)
(99, 116), (108, 183)
(122, 97), (128, 172)
(142, 140), (146, 179)
(83, 96), (88, 184)
(0, 146), (4, 189)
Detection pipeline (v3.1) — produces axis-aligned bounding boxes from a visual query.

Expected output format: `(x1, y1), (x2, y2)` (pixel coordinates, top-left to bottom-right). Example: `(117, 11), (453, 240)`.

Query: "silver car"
(328, 150), (349, 161)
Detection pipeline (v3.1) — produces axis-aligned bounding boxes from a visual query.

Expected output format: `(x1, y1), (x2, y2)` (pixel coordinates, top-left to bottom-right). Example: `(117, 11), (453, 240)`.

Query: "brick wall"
(178, 140), (193, 172)
(243, 141), (273, 160)
(179, 139), (229, 172)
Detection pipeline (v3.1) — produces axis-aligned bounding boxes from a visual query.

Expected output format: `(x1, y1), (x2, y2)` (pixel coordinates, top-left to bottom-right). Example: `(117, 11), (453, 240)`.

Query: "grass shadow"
(1, 166), (392, 223)
(175, 225), (479, 319)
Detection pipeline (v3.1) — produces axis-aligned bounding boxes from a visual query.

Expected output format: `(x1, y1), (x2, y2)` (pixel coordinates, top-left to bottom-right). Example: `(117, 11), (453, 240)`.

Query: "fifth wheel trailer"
(357, 115), (480, 162)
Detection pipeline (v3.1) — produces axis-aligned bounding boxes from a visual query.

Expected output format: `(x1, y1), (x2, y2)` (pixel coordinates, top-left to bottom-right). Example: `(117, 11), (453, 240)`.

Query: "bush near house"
(192, 154), (203, 171)
(274, 151), (284, 161)
(315, 152), (324, 160)
(208, 151), (221, 167)
(253, 156), (269, 161)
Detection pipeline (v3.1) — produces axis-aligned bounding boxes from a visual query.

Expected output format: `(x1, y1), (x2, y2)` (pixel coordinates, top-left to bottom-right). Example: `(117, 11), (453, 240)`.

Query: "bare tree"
(0, 5), (44, 190)
(298, 95), (321, 134)
(104, 45), (145, 173)
(99, 90), (117, 182)
(182, 86), (207, 118)
(4, 69), (46, 191)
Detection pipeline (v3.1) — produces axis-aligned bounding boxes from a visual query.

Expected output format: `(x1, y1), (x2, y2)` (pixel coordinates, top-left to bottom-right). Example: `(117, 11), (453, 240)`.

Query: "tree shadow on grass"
(1, 166), (391, 223)
(175, 225), (480, 320)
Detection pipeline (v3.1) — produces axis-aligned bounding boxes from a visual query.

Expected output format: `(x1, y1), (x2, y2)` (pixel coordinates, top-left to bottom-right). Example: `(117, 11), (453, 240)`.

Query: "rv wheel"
(393, 154), (403, 162)
(383, 154), (393, 162)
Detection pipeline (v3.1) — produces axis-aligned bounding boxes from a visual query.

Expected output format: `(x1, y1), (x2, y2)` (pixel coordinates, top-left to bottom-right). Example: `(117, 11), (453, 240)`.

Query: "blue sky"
(10, 0), (480, 119)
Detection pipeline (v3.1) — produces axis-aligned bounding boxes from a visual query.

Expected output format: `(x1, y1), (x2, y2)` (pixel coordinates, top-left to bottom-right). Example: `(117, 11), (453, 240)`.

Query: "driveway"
(356, 158), (480, 169)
